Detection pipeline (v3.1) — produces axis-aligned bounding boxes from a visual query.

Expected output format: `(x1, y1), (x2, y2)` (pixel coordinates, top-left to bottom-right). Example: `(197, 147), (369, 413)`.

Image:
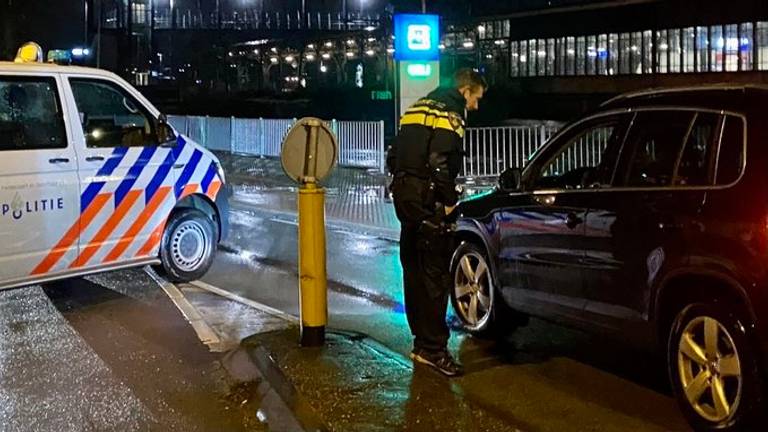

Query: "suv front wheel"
(667, 302), (765, 431)
(449, 241), (525, 337)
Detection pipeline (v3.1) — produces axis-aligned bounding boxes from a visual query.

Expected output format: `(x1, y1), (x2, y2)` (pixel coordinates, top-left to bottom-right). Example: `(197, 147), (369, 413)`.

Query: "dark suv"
(451, 85), (767, 431)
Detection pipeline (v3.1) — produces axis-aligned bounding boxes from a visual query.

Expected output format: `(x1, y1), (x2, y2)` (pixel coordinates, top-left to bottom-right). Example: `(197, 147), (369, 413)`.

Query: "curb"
(246, 342), (328, 432)
(240, 329), (413, 432)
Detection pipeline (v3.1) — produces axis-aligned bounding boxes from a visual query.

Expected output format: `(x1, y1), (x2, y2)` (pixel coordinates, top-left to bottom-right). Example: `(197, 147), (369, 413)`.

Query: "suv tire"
(667, 302), (765, 431)
(449, 241), (526, 337)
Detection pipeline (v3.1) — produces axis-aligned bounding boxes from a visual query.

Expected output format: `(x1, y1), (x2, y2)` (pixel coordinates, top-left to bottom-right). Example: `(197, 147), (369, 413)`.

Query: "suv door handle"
(173, 163), (185, 169)
(86, 155), (105, 162)
(48, 158), (70, 164)
(565, 212), (584, 229)
(658, 221), (684, 230)
(533, 194), (556, 206)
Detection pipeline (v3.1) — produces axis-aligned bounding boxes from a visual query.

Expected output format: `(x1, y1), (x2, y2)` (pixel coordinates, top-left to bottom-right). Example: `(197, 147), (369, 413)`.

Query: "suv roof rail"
(600, 83), (768, 107)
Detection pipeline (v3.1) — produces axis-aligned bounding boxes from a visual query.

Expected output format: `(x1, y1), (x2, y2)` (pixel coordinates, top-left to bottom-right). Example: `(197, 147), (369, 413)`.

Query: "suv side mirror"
(499, 168), (521, 191)
(156, 114), (177, 147)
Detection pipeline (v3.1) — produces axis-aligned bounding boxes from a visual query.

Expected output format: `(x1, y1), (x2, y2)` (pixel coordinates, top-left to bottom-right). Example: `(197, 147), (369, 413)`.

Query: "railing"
(131, 8), (381, 31)
(167, 115), (386, 172)
(168, 115), (593, 178)
(462, 125), (560, 178)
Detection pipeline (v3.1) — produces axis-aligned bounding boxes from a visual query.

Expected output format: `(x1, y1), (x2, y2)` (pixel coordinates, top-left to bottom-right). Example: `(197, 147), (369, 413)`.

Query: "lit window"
(724, 24), (739, 72)
(710, 25), (724, 72)
(739, 23), (753, 71)
(669, 29), (681, 73)
(696, 26), (709, 72)
(758, 22), (768, 70)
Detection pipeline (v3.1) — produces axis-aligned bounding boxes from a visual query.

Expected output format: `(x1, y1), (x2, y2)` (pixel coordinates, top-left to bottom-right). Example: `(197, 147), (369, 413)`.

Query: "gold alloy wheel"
(677, 315), (743, 424)
(454, 251), (492, 329)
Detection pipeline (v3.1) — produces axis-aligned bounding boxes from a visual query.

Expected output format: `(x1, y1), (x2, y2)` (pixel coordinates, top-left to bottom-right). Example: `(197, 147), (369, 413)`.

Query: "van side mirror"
(156, 114), (177, 147)
(499, 168), (521, 191)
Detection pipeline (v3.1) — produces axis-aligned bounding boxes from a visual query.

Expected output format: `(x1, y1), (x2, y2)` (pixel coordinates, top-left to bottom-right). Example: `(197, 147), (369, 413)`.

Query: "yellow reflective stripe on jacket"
(400, 107), (465, 138)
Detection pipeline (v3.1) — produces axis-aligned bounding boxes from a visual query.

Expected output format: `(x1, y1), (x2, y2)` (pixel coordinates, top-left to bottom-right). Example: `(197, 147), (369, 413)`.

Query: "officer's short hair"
(453, 68), (487, 92)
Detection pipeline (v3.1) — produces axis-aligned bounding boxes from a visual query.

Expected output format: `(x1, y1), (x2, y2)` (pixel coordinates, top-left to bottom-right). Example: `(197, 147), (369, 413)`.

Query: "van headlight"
(215, 161), (226, 183)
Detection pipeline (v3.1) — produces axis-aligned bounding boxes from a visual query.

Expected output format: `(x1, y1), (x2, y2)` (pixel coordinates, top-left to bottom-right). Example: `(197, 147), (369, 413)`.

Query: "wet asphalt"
(1, 268), (268, 432)
(203, 202), (694, 432)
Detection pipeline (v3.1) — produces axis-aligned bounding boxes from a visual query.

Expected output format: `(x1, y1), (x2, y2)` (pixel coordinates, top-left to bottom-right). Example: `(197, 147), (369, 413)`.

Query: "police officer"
(388, 68), (486, 377)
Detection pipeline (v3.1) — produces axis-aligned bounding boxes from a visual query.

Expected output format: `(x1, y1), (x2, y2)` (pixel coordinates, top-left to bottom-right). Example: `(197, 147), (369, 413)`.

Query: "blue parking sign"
(394, 14), (440, 62)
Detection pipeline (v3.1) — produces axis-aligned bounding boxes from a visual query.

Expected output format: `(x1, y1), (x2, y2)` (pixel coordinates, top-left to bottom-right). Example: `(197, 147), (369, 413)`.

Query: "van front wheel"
(156, 208), (216, 283)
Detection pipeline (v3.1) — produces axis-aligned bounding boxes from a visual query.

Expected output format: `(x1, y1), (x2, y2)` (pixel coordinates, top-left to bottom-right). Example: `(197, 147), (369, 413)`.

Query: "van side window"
(69, 79), (157, 148)
(715, 116), (745, 185)
(0, 77), (67, 151)
(620, 111), (694, 187)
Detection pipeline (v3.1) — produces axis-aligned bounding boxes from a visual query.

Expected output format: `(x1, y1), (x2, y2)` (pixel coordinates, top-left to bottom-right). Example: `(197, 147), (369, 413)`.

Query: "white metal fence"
(461, 124), (612, 179)
(168, 115), (610, 178)
(167, 115), (386, 171)
(462, 125), (559, 178)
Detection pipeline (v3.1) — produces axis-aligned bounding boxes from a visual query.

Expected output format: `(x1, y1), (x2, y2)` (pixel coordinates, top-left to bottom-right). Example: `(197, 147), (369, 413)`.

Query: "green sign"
(371, 90), (393, 101)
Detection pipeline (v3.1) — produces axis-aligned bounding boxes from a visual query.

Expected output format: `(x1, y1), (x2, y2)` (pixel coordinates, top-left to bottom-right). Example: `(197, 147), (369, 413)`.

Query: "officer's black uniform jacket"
(388, 87), (466, 224)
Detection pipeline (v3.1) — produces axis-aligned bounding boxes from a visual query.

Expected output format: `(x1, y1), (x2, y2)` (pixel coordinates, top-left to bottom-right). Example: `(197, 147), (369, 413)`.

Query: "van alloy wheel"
(677, 316), (742, 424)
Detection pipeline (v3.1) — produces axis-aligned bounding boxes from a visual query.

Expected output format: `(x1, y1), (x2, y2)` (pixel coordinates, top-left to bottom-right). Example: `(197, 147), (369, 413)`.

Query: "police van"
(0, 43), (228, 288)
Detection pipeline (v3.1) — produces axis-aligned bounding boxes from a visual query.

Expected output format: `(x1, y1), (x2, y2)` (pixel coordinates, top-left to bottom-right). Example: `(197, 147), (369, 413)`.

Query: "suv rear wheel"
(155, 208), (217, 283)
(667, 302), (765, 431)
(449, 241), (525, 337)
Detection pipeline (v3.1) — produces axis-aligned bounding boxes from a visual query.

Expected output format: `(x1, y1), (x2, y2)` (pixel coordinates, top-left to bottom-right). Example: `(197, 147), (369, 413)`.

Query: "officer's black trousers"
(399, 223), (452, 354)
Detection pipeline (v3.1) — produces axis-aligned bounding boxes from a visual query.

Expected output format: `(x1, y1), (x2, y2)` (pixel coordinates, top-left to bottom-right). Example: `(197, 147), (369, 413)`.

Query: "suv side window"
(715, 115), (745, 185)
(674, 112), (721, 186)
(528, 115), (627, 190)
(619, 111), (695, 187)
(0, 77), (67, 151)
(69, 79), (157, 148)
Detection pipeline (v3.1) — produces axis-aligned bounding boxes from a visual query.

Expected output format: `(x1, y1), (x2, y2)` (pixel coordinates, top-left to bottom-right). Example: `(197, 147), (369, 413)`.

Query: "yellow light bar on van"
(15, 42), (44, 63)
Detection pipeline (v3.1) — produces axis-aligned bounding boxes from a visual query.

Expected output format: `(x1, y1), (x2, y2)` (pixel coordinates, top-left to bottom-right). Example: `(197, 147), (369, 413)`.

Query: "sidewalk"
(216, 152), (496, 241)
(178, 277), (522, 431)
(241, 327), (523, 432)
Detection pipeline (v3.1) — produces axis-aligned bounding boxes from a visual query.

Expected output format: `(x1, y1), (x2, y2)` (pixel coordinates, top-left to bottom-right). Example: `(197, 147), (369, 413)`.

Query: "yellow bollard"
(298, 181), (327, 346)
(281, 117), (335, 347)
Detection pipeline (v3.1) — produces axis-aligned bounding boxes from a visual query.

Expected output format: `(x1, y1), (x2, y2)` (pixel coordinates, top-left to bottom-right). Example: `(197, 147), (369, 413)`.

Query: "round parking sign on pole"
(281, 118), (337, 185)
(280, 117), (337, 347)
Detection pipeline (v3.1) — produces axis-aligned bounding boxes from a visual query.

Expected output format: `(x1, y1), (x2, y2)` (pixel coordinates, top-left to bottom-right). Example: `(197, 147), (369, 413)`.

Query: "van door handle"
(173, 163), (185, 169)
(48, 158), (70, 164)
(86, 155), (105, 162)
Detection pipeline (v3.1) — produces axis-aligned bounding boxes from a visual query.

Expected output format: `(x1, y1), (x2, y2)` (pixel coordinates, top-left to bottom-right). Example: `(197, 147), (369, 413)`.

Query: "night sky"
(1, 0), (86, 60)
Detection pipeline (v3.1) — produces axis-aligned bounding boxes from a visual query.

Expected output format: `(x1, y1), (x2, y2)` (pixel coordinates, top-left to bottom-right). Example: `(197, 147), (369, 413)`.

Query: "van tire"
(155, 208), (216, 283)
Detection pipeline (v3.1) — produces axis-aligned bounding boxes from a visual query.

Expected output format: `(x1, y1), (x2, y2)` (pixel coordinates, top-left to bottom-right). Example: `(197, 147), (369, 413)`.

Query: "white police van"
(0, 43), (228, 288)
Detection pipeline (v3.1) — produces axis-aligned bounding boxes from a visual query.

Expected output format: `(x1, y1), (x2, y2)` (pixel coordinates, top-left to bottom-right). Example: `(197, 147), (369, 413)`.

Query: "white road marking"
(143, 267), (223, 349)
(189, 279), (299, 324)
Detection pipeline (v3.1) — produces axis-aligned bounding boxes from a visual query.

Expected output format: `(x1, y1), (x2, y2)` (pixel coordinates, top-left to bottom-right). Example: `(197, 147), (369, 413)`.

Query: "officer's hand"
(445, 205), (456, 215)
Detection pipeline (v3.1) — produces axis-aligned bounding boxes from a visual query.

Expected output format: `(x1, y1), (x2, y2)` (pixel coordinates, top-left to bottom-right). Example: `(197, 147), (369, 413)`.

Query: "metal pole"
(422, 0), (426, 13)
(84, 0), (89, 47)
(298, 120), (328, 347)
(96, 0), (102, 68)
